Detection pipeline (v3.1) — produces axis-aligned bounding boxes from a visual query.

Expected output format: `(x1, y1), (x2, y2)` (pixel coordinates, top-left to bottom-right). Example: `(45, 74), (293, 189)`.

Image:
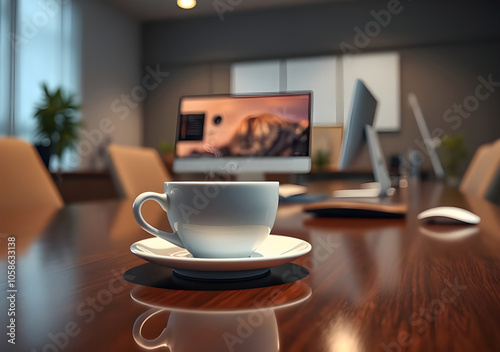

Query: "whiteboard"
(343, 52), (400, 131)
(286, 56), (340, 125)
(230, 60), (280, 94)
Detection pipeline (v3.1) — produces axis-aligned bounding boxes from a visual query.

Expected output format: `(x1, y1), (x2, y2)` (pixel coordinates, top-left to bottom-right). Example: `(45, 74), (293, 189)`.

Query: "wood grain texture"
(1, 180), (499, 352)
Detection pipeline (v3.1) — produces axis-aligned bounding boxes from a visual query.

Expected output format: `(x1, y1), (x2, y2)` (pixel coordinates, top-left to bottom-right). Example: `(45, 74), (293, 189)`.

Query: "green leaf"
(33, 82), (81, 160)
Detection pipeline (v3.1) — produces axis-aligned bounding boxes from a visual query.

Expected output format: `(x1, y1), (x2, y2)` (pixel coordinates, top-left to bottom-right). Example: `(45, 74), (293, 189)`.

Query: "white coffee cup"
(132, 181), (279, 258)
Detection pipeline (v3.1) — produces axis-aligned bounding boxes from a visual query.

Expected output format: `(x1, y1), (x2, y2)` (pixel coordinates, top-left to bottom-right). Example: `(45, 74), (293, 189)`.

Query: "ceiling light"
(177, 0), (196, 10)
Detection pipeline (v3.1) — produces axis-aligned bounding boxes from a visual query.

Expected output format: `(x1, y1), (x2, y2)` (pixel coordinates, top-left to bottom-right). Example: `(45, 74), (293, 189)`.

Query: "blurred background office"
(1, 0), (499, 180)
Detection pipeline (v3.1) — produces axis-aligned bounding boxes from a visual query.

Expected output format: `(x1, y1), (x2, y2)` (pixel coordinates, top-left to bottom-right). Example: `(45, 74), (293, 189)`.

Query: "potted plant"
(439, 134), (468, 187)
(33, 83), (81, 169)
(313, 149), (330, 172)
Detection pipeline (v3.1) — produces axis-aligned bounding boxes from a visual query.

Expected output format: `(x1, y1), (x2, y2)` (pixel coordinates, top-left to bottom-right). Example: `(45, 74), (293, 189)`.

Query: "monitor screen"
(173, 93), (312, 174)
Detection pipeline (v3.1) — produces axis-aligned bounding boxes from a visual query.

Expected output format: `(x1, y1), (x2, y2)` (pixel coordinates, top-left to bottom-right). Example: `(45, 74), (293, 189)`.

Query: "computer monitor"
(173, 92), (312, 176)
(408, 92), (445, 179)
(335, 80), (392, 197)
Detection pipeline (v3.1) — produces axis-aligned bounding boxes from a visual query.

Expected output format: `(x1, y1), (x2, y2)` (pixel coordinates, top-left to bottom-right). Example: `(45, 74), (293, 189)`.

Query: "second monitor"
(304, 80), (405, 217)
(335, 79), (393, 198)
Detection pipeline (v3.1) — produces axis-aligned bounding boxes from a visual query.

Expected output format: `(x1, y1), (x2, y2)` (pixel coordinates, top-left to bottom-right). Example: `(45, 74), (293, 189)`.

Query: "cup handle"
(133, 308), (170, 349)
(132, 192), (184, 248)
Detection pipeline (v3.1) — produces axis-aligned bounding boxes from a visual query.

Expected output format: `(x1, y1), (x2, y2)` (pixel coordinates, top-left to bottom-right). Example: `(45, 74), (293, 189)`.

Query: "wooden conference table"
(1, 180), (500, 352)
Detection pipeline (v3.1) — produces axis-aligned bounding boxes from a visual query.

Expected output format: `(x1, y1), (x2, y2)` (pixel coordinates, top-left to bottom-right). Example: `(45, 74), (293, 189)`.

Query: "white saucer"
(130, 235), (311, 280)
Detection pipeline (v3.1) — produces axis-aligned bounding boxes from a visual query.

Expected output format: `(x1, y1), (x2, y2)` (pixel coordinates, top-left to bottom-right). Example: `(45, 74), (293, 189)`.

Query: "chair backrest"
(0, 138), (64, 209)
(460, 139), (500, 200)
(107, 144), (171, 198)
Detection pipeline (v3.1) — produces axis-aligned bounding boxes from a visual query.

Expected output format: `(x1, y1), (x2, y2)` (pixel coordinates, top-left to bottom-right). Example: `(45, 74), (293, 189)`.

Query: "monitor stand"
(333, 124), (393, 198)
(235, 172), (266, 181)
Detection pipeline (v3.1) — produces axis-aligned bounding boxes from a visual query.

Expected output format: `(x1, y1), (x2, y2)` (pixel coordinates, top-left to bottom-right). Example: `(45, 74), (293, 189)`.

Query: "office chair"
(0, 137), (64, 209)
(460, 139), (500, 202)
(107, 144), (172, 199)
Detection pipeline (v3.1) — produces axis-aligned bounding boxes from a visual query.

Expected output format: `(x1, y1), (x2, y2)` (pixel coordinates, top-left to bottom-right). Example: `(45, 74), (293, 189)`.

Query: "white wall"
(77, 0), (142, 169)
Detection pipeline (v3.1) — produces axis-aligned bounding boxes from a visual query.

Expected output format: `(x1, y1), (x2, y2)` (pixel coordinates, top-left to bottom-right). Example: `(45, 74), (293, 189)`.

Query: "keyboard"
(303, 200), (407, 218)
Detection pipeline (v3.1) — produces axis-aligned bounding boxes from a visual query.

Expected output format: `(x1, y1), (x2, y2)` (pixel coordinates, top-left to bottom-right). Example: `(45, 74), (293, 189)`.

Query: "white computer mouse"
(417, 206), (481, 225)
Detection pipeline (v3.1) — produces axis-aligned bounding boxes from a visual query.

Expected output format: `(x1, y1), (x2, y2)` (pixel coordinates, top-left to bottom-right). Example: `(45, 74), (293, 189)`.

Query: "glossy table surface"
(1, 180), (500, 352)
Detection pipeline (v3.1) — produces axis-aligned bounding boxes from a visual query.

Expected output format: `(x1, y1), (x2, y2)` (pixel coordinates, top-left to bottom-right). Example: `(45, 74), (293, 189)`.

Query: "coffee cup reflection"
(134, 308), (279, 351)
(131, 283), (311, 351)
